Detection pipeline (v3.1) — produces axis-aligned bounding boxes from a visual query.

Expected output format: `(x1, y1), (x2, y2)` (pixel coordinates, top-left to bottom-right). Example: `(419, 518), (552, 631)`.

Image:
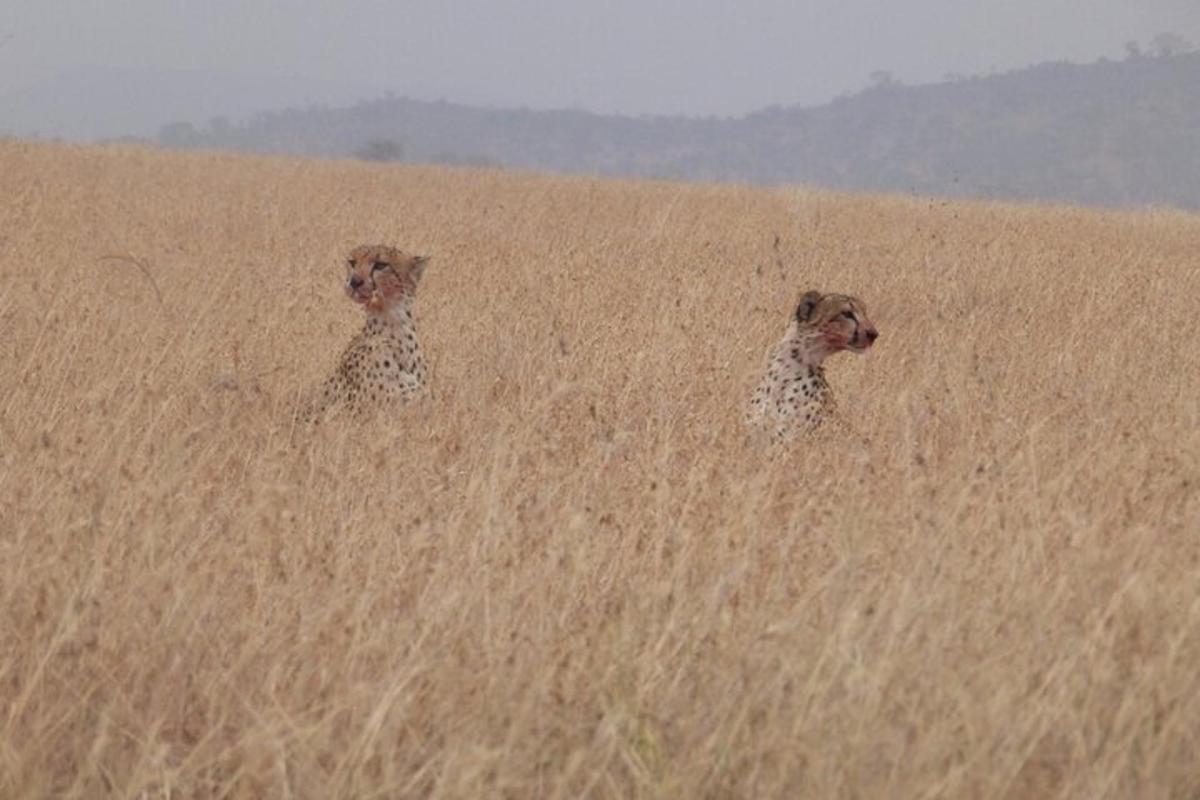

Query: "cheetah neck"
(780, 325), (832, 376)
(362, 302), (424, 372)
(367, 301), (415, 326)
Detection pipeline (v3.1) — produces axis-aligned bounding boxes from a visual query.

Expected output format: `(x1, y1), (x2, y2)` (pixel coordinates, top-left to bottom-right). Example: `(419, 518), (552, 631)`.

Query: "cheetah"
(746, 290), (878, 442)
(300, 244), (430, 421)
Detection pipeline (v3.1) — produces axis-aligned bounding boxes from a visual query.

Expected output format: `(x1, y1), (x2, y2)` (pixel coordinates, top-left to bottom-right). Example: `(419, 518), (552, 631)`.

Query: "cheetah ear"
(796, 290), (823, 322)
(410, 255), (430, 283)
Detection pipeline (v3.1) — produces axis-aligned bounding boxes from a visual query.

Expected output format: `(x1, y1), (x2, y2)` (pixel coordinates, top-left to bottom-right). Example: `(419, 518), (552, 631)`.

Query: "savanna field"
(2, 140), (1199, 798)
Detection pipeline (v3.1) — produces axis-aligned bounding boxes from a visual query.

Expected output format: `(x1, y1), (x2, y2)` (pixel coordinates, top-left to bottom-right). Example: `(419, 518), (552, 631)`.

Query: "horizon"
(2, 42), (1195, 143)
(2, 1), (1198, 139)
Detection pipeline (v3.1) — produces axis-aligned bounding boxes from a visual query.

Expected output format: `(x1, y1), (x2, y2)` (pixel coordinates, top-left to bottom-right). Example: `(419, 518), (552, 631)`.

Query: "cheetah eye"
(840, 310), (856, 321)
(371, 261), (388, 272)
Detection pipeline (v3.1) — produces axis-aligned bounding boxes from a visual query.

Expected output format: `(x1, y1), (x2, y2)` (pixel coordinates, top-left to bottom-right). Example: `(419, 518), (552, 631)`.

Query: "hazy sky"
(3, 0), (1199, 118)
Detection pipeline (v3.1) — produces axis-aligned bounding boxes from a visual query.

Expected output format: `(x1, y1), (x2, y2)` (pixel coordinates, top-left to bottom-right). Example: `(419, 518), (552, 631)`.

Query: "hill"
(2, 141), (1199, 796)
(156, 50), (1200, 209)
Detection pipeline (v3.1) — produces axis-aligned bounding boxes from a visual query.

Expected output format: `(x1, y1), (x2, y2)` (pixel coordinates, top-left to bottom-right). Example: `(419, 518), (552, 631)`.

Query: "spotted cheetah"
(300, 244), (430, 421)
(746, 290), (878, 442)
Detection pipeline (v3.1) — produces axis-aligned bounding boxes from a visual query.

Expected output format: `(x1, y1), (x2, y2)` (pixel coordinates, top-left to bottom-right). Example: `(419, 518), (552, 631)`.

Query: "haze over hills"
(6, 47), (1196, 210)
(148, 49), (1200, 210)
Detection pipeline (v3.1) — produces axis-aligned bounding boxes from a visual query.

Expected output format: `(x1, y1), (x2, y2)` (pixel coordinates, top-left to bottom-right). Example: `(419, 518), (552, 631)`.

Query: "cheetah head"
(344, 244), (429, 313)
(796, 290), (879, 355)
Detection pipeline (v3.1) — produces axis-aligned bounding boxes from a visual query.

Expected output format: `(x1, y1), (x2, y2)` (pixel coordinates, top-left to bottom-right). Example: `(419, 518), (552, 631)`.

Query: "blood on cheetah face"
(344, 244), (429, 313)
(796, 290), (879, 355)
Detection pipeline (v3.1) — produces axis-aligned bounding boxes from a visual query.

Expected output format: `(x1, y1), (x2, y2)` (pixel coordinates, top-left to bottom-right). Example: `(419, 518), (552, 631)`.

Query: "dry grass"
(1, 139), (1199, 798)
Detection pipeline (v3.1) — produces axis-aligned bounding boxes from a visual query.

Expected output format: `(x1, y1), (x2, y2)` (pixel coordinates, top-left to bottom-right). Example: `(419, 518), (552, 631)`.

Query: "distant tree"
(354, 139), (404, 162)
(1149, 32), (1194, 58)
(157, 121), (200, 148)
(1124, 40), (1143, 60)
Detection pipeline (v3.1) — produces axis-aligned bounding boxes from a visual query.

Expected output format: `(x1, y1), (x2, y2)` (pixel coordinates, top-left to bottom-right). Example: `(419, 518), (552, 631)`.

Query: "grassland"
(1, 140), (1198, 798)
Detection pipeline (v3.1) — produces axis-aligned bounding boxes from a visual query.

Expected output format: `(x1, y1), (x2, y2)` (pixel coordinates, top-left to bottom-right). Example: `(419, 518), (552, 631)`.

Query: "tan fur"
(746, 290), (878, 442)
(300, 244), (430, 422)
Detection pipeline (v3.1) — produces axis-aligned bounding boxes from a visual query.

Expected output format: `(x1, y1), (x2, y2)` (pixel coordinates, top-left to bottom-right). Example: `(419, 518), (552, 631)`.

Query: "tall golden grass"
(1, 140), (1198, 798)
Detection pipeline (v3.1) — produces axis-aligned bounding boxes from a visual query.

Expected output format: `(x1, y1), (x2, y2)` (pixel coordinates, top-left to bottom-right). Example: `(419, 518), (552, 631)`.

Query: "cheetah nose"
(348, 276), (365, 290)
(866, 329), (879, 343)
